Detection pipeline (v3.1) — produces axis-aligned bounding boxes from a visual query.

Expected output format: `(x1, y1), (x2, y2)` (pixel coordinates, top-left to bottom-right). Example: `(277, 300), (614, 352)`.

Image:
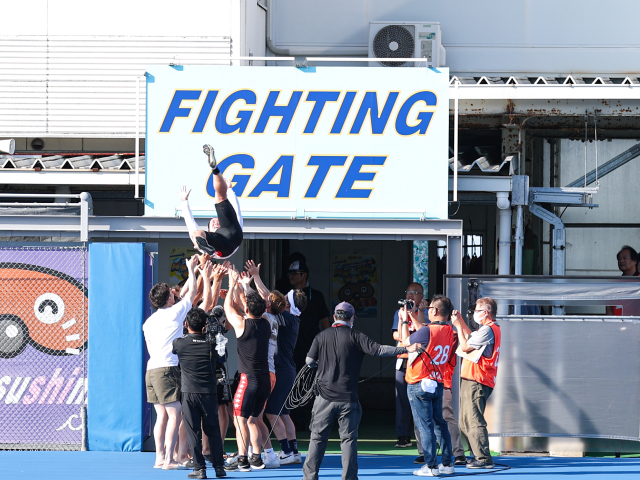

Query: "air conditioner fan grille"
(373, 24), (415, 67)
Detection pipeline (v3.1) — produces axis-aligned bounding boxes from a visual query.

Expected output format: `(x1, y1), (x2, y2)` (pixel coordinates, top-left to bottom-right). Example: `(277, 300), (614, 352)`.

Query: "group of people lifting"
(144, 145), (504, 480)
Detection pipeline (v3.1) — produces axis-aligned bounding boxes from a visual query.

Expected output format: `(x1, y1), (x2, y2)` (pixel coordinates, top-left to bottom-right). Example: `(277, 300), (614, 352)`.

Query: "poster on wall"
(169, 246), (199, 283)
(332, 255), (378, 318)
(145, 65), (449, 221)
(0, 247), (88, 448)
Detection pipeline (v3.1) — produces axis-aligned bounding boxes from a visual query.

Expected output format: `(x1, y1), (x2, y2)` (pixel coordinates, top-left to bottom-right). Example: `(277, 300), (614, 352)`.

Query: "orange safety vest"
(405, 323), (455, 385)
(442, 331), (458, 389)
(461, 323), (501, 389)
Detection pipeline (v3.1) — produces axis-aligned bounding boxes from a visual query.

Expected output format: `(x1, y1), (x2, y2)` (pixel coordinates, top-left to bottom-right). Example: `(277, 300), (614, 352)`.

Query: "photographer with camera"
(172, 307), (227, 479)
(197, 261), (232, 465)
(391, 283), (429, 451)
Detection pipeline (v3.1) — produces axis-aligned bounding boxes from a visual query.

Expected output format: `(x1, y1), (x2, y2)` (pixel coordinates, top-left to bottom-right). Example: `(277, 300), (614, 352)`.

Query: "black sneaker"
(182, 459), (195, 469)
(466, 459), (494, 469)
(414, 455), (425, 464)
(395, 436), (412, 448)
(203, 144), (217, 169)
(188, 468), (207, 479)
(454, 456), (467, 466)
(195, 236), (217, 256)
(214, 466), (226, 478)
(248, 453), (265, 470)
(237, 456), (251, 472)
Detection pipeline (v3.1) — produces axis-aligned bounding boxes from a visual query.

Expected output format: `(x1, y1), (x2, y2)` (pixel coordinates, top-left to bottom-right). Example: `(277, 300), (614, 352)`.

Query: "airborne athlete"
(179, 145), (244, 259)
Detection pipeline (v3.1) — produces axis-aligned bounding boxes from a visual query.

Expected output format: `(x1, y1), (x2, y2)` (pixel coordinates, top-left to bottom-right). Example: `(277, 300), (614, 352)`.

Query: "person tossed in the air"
(178, 144), (243, 259)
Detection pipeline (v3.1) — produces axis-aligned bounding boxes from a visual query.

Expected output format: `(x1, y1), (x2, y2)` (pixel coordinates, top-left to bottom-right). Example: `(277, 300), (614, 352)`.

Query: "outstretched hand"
(178, 185), (191, 202)
(244, 260), (261, 278)
(238, 270), (253, 287)
(227, 265), (239, 284)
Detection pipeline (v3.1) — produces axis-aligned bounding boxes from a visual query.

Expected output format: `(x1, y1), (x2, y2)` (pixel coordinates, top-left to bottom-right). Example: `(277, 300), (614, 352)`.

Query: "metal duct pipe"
(497, 192), (512, 315)
(513, 204), (525, 314)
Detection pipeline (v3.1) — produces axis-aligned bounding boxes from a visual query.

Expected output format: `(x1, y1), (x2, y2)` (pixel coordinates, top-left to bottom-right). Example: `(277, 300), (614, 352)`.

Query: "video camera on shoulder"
(205, 305), (226, 345)
(398, 299), (415, 310)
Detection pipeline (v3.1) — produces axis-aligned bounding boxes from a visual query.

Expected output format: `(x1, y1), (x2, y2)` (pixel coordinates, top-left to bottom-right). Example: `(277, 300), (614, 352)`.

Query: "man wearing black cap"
(288, 259), (330, 371)
(303, 302), (418, 480)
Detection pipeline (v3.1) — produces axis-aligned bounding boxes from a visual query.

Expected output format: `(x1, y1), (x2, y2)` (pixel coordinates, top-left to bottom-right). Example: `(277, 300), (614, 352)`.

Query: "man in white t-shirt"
(144, 255), (199, 470)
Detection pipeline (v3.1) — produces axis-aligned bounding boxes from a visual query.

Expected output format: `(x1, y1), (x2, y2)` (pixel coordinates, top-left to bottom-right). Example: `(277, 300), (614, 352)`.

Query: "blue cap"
(334, 302), (356, 319)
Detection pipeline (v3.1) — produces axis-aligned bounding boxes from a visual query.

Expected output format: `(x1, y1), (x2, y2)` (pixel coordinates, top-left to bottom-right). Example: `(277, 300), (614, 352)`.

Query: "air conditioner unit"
(369, 21), (446, 68)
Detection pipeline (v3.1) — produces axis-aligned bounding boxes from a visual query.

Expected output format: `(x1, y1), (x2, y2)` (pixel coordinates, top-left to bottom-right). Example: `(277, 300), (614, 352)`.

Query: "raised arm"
(210, 261), (229, 309)
(224, 265), (246, 337)
(184, 255), (200, 305)
(200, 261), (214, 313)
(451, 309), (475, 353)
(399, 306), (411, 347)
(245, 260), (270, 301)
(178, 186), (200, 246)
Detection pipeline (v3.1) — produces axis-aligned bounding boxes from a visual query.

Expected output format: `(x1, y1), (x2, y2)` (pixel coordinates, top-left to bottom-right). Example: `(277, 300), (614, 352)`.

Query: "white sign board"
(145, 66), (449, 220)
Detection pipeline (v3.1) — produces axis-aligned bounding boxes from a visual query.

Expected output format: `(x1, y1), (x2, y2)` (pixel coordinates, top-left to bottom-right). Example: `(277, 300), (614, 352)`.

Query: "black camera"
(398, 299), (415, 310)
(205, 305), (226, 345)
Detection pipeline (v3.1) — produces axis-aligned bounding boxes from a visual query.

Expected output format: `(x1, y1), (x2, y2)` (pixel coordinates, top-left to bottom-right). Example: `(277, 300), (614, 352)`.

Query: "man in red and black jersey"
(452, 296), (501, 469)
(223, 266), (271, 472)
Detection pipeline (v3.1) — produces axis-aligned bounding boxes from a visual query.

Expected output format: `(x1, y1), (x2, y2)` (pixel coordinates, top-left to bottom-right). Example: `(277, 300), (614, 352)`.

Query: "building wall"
(271, 0), (640, 75)
(0, 1), (265, 138)
(558, 138), (640, 277)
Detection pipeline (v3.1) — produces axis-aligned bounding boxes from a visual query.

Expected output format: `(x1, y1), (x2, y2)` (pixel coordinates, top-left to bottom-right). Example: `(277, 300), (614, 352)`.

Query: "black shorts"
(233, 373), (271, 419)
(265, 367), (296, 415)
(204, 199), (243, 258)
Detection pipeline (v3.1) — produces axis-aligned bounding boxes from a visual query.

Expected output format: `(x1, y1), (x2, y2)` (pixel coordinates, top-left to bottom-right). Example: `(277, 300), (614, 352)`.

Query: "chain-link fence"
(0, 246), (88, 450)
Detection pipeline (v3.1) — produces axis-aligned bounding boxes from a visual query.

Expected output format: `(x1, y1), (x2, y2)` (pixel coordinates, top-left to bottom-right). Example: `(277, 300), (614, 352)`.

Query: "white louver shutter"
(0, 35), (231, 138)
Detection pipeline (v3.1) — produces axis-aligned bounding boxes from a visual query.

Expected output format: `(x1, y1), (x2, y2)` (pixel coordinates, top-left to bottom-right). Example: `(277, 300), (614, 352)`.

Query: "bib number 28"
(432, 345), (450, 365)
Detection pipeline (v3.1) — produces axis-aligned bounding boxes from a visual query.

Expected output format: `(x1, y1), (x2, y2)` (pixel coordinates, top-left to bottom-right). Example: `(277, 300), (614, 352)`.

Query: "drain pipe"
(496, 192), (512, 315)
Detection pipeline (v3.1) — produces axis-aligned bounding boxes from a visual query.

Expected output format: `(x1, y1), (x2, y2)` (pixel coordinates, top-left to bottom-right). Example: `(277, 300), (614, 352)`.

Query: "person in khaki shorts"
(144, 255), (198, 470)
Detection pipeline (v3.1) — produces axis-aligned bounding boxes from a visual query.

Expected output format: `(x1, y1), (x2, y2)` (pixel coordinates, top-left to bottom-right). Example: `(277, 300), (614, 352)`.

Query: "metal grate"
(373, 25), (415, 67)
(0, 246), (88, 450)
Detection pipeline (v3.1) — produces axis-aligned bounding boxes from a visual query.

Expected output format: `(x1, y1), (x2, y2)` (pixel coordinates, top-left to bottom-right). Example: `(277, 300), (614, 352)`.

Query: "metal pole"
(497, 192), (511, 315)
(584, 110), (588, 187)
(594, 110), (599, 186)
(135, 76), (140, 199)
(453, 80), (459, 202)
(514, 204), (524, 314)
(79, 192), (90, 242)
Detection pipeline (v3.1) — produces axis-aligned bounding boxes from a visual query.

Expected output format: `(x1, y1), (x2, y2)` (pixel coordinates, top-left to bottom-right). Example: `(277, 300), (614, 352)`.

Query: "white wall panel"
(0, 35), (230, 137)
(271, 0), (640, 75)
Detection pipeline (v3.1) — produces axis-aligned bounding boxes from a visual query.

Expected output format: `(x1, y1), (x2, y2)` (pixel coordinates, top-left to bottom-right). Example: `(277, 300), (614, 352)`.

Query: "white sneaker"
(413, 465), (440, 476)
(279, 452), (297, 465)
(263, 454), (280, 469)
(438, 464), (455, 475)
(293, 452), (302, 464)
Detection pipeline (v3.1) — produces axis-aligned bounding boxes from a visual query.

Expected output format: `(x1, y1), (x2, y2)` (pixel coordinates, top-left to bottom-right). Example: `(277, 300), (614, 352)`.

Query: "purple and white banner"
(0, 247), (88, 448)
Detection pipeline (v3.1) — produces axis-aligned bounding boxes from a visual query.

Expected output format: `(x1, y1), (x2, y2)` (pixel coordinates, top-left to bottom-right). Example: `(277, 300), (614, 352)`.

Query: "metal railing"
(0, 193), (93, 242)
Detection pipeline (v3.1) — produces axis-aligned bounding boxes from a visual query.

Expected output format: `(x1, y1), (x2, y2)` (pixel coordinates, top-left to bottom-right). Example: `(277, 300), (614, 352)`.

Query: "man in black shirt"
(223, 266), (271, 472)
(303, 302), (418, 480)
(289, 259), (330, 370)
(172, 308), (226, 479)
(288, 259), (330, 431)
